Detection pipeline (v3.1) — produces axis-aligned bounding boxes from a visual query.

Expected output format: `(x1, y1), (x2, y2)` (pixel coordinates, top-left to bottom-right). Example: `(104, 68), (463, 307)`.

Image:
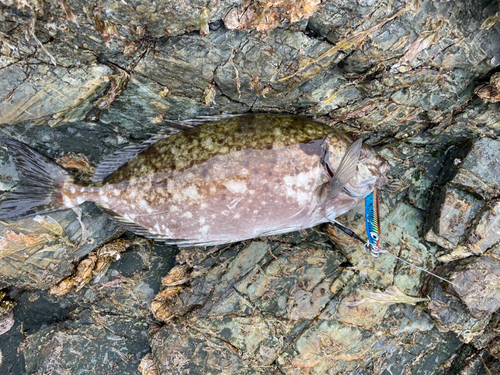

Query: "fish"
(0, 114), (390, 246)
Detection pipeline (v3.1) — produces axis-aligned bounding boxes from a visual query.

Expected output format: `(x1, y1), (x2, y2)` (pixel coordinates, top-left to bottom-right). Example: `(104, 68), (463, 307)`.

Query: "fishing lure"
(364, 188), (381, 256)
(330, 189), (457, 286)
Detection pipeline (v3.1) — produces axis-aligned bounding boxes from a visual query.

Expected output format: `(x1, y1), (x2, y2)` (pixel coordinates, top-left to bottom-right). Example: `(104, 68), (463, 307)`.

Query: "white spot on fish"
(234, 213), (241, 219)
(182, 212), (193, 219)
(283, 171), (316, 205)
(200, 225), (210, 236)
(184, 185), (199, 200)
(62, 194), (72, 208)
(224, 180), (247, 195)
(77, 197), (85, 204)
(101, 196), (109, 203)
(70, 187), (75, 194)
(139, 200), (149, 210)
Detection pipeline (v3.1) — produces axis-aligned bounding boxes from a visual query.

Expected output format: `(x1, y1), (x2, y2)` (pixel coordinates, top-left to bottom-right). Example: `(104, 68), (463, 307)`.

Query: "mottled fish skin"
(61, 114), (390, 245)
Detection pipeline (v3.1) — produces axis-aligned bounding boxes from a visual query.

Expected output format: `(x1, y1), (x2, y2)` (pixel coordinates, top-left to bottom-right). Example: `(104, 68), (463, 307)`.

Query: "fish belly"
(103, 143), (329, 245)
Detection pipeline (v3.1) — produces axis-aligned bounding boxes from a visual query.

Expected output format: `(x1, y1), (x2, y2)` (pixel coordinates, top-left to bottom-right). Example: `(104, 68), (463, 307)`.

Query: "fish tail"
(0, 138), (77, 220)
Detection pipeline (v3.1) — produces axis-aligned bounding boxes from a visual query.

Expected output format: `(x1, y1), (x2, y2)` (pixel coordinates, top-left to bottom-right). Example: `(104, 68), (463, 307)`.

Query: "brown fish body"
(0, 115), (390, 246)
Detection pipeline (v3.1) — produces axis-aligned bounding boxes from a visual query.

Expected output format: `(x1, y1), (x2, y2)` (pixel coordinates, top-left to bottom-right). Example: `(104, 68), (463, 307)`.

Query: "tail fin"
(0, 138), (76, 220)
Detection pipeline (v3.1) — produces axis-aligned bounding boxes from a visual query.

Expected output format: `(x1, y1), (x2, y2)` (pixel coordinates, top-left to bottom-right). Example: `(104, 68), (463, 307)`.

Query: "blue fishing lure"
(334, 188), (456, 285)
(365, 188), (380, 254)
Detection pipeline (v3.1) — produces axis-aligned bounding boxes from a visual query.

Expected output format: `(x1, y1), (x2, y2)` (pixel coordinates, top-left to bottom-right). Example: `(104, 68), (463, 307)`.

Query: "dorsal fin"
(178, 113), (243, 126)
(91, 141), (158, 183)
(90, 122), (193, 183)
(90, 115), (242, 183)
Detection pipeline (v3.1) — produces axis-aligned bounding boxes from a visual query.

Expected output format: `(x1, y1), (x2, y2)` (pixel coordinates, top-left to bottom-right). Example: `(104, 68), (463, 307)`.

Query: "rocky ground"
(0, 0), (500, 374)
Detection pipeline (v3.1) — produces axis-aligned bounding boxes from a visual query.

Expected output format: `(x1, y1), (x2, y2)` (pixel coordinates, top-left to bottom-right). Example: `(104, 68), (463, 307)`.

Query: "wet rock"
(0, 291), (15, 335)
(425, 138), (500, 259)
(425, 276), (491, 345)
(440, 200), (500, 262)
(424, 138), (500, 253)
(476, 72), (500, 103)
(0, 204), (123, 290)
(149, 236), (464, 374)
(484, 314), (500, 360)
(49, 238), (132, 296)
(420, 136), (500, 356)
(0, 239), (177, 374)
(98, 75), (219, 132)
(325, 175), (440, 295)
(138, 353), (160, 375)
(88, 0), (238, 38)
(20, 310), (150, 375)
(56, 152), (96, 181)
(225, 0), (320, 31)
(451, 255), (500, 319)
(422, 252), (500, 359)
(0, 63), (111, 126)
(449, 138), (500, 199)
(65, 240), (178, 319)
(424, 186), (484, 250)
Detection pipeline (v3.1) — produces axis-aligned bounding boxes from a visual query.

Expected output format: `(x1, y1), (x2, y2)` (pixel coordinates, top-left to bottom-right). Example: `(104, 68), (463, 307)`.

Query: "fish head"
(344, 143), (390, 197)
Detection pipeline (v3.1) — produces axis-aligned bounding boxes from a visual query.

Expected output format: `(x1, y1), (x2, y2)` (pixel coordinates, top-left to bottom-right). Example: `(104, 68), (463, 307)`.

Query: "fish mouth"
(344, 173), (388, 197)
(379, 160), (391, 176)
(376, 174), (389, 187)
(375, 160), (391, 187)
(343, 160), (390, 197)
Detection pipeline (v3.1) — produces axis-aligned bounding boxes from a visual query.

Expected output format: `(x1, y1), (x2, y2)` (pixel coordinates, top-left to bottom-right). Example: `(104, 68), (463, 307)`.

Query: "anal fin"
(95, 203), (214, 246)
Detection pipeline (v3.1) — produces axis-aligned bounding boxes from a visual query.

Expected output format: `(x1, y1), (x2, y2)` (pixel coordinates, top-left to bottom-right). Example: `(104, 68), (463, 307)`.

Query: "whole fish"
(0, 114), (390, 246)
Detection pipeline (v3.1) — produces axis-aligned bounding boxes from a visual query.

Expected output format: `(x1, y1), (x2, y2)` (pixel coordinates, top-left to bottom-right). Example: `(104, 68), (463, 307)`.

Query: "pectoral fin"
(317, 138), (363, 203)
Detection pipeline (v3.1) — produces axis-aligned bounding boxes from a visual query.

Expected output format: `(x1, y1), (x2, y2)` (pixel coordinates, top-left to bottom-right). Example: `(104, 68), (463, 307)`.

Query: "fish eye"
(359, 149), (367, 159)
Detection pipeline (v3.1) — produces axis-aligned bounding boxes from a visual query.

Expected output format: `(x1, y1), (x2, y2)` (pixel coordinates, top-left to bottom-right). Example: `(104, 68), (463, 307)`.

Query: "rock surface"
(0, 0), (500, 374)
